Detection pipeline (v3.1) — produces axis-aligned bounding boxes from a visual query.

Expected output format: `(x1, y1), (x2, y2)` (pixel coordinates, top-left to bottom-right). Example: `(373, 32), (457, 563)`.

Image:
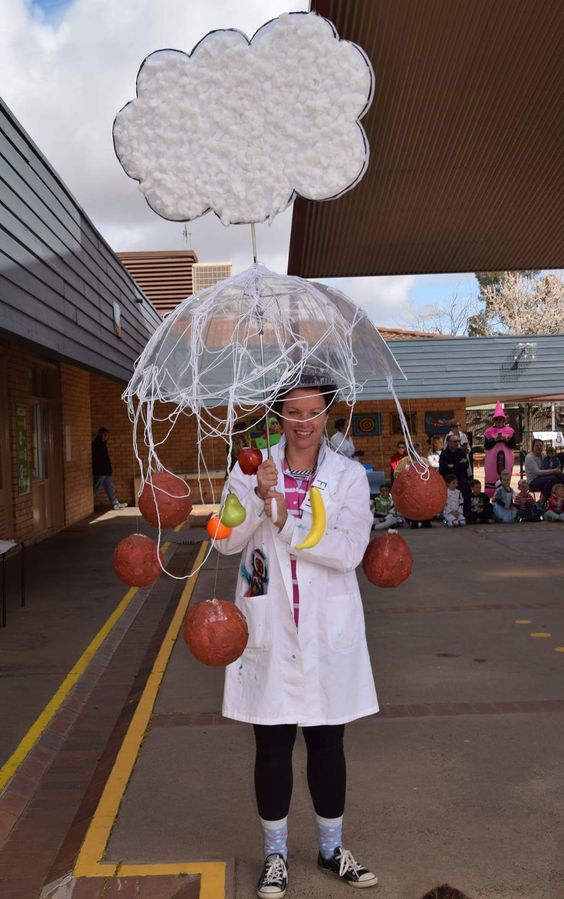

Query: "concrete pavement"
(0, 515), (563, 898)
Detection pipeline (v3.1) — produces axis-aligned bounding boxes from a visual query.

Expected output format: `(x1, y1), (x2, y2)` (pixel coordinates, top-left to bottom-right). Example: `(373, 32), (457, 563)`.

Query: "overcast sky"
(0, 0), (517, 328)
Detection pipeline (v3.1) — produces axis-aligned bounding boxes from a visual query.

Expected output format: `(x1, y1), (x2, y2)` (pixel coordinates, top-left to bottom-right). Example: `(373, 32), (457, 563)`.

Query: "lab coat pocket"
(324, 594), (363, 651)
(236, 594), (272, 651)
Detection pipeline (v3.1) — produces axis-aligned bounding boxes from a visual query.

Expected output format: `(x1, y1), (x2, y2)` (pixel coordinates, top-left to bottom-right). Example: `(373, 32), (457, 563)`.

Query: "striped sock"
(316, 814), (343, 859)
(260, 816), (288, 860)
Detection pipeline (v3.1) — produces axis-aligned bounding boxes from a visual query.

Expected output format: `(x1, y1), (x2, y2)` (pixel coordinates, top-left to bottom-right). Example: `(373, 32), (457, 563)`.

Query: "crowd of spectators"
(369, 425), (564, 530)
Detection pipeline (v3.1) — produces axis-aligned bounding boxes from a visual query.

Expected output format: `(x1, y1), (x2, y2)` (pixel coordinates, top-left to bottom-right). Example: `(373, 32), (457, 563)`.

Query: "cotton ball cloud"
(113, 11), (374, 226)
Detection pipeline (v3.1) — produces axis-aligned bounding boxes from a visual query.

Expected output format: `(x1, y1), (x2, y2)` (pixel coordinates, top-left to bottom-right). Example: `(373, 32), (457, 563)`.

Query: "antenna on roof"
(182, 225), (192, 249)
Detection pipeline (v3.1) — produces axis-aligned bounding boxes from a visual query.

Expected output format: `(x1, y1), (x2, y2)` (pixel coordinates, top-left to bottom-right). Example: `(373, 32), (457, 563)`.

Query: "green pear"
(220, 492), (247, 528)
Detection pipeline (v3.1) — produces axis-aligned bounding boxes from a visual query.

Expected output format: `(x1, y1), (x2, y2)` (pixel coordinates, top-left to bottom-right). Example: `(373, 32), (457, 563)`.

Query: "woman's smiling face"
(280, 388), (328, 453)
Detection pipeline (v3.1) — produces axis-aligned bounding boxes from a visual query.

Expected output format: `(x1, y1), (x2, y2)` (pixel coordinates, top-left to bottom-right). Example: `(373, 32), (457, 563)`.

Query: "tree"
(402, 291), (480, 336)
(468, 270), (540, 335)
(480, 271), (564, 335)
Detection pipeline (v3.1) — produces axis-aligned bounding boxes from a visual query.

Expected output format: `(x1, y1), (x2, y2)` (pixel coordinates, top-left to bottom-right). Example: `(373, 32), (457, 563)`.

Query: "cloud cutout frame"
(113, 11), (375, 226)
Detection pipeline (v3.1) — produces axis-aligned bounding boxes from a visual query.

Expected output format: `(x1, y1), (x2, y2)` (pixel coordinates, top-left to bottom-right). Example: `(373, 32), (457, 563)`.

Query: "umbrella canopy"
(124, 264), (404, 481)
(125, 263), (403, 413)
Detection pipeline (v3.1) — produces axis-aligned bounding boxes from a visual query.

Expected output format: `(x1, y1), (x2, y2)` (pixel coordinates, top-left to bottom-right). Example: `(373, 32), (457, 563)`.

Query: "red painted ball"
(183, 598), (249, 666)
(391, 464), (447, 520)
(363, 531), (413, 588)
(138, 471), (192, 528)
(113, 534), (163, 587)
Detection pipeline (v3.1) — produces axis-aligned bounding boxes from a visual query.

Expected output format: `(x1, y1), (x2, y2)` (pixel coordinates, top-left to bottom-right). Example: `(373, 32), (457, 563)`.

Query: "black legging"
(253, 724), (346, 821)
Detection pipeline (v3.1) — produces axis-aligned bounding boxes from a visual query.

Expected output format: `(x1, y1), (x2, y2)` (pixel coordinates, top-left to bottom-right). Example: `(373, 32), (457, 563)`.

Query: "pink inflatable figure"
(483, 401), (516, 497)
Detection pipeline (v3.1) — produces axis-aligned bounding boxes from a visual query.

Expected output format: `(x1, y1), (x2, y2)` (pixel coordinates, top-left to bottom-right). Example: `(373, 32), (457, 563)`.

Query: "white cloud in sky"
(318, 275), (418, 328)
(0, 0), (306, 271)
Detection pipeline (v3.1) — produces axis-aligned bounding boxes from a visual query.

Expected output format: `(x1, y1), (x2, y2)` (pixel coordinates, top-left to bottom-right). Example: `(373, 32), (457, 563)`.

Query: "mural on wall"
(390, 411), (416, 434)
(352, 412), (381, 437)
(424, 410), (455, 435)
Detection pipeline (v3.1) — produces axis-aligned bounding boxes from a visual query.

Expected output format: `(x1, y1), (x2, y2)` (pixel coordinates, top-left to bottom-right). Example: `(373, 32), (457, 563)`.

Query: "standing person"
(443, 419), (469, 449)
(524, 439), (564, 500)
(492, 471), (518, 522)
(216, 369), (378, 897)
(330, 418), (364, 459)
(427, 435), (444, 469)
(439, 435), (471, 517)
(483, 402), (516, 497)
(92, 428), (127, 510)
(389, 440), (407, 481)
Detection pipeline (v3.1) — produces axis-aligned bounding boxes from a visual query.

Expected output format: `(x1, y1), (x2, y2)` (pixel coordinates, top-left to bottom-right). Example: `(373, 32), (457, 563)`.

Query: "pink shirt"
(282, 460), (316, 628)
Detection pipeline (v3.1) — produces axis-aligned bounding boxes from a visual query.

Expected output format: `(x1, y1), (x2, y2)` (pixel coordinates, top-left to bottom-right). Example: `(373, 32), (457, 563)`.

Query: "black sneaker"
(257, 853), (288, 898)
(317, 846), (378, 888)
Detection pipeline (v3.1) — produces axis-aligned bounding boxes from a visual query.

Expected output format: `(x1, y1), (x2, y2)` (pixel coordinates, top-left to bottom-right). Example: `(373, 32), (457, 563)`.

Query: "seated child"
(467, 478), (492, 524)
(513, 478), (541, 521)
(541, 446), (562, 471)
(544, 482), (564, 521)
(442, 474), (466, 527)
(492, 470), (518, 522)
(372, 482), (403, 530)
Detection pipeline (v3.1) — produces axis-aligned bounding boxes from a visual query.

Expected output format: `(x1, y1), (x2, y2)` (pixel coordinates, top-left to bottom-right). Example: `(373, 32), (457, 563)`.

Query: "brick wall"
(60, 364), (93, 524)
(328, 397), (467, 474)
(86, 386), (466, 504)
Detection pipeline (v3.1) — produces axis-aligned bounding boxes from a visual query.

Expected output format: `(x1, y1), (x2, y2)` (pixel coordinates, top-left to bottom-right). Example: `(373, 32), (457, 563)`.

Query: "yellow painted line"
(74, 862), (225, 899)
(0, 535), (177, 793)
(515, 619), (532, 624)
(74, 542), (225, 895)
(530, 632), (552, 638)
(554, 647), (564, 653)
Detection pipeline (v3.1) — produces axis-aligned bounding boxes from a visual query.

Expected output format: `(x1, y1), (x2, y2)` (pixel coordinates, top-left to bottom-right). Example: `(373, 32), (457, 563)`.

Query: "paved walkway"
(1, 513), (563, 899)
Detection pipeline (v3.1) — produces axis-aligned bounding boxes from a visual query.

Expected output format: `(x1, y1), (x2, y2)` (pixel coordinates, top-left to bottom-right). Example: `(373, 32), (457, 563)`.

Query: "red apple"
(238, 447), (262, 475)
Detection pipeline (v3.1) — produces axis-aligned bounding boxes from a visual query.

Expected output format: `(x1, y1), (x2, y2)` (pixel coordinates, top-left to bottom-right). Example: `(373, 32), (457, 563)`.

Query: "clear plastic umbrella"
(124, 263), (405, 482)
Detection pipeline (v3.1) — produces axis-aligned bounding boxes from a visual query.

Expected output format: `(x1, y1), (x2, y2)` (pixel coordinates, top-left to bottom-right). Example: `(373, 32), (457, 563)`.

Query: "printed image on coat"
(241, 547), (269, 597)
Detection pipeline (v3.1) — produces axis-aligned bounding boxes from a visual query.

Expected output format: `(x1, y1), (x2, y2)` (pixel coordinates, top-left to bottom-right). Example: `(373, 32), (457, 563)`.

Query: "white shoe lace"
(338, 848), (363, 878)
(263, 855), (287, 885)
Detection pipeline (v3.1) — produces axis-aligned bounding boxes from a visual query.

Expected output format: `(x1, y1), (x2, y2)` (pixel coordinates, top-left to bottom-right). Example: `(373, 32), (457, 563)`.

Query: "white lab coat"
(216, 437), (378, 726)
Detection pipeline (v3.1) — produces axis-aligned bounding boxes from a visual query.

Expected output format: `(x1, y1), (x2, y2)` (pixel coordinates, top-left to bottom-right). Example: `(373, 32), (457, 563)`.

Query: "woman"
(524, 439), (564, 500)
(427, 434), (444, 469)
(389, 440), (407, 481)
(330, 418), (364, 459)
(217, 370), (378, 897)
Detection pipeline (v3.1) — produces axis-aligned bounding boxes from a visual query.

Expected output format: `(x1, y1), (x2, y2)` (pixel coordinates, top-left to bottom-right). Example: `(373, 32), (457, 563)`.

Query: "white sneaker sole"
(318, 867), (378, 888)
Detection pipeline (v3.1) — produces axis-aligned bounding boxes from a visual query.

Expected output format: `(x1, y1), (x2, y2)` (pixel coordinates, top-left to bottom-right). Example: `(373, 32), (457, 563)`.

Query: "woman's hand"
(263, 490), (288, 529)
(255, 459), (279, 500)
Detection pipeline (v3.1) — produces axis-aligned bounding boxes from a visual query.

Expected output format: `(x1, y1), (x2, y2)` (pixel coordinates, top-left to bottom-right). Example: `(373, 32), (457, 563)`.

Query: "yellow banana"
(295, 486), (326, 550)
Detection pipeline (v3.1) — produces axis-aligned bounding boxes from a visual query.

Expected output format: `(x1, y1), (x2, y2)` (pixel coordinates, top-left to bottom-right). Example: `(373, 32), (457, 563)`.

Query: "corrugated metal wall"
(365, 333), (564, 401)
(0, 98), (162, 382)
(289, 0), (563, 276)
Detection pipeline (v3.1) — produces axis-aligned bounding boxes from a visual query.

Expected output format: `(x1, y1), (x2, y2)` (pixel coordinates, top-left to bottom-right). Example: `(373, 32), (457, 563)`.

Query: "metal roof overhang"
(361, 332), (564, 404)
(288, 0), (564, 277)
